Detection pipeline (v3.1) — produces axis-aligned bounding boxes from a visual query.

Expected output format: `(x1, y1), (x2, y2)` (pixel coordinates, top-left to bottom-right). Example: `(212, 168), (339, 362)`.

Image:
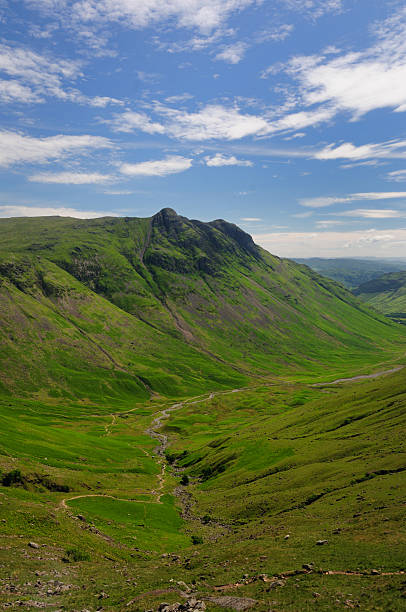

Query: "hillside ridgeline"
(0, 209), (405, 405)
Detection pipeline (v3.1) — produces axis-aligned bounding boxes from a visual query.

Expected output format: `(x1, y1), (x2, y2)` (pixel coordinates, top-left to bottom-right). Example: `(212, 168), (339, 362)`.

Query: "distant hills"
(0, 209), (404, 405)
(293, 257), (406, 289)
(354, 271), (406, 324)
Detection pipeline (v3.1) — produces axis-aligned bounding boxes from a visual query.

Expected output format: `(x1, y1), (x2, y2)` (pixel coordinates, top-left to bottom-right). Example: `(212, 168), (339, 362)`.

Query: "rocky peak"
(209, 218), (259, 256)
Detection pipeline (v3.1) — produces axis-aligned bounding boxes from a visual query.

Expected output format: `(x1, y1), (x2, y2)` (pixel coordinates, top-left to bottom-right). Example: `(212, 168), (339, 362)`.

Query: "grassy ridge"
(1, 212), (405, 407)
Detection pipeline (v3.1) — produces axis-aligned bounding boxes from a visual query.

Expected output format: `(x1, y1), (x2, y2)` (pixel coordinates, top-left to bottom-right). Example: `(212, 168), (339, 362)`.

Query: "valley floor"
(0, 366), (405, 611)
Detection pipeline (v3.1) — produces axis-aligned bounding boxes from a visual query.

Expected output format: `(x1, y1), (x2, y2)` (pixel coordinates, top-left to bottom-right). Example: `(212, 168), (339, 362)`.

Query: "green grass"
(0, 212), (406, 610)
(1, 213), (405, 410)
(67, 494), (189, 552)
(1, 370), (405, 610)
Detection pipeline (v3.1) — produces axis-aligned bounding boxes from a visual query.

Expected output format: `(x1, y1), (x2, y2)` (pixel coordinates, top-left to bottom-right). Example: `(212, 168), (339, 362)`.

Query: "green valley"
(0, 211), (405, 611)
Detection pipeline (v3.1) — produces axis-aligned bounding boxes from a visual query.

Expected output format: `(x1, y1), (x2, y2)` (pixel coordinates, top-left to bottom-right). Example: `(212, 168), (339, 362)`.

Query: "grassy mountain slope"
(0, 369), (405, 610)
(354, 271), (406, 324)
(0, 253), (245, 404)
(293, 257), (406, 288)
(0, 210), (405, 407)
(1, 211), (406, 610)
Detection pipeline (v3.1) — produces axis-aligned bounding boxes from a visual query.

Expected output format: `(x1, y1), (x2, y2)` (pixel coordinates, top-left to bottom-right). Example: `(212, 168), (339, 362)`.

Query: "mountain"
(1, 210), (406, 610)
(0, 209), (404, 406)
(293, 257), (406, 288)
(354, 271), (406, 324)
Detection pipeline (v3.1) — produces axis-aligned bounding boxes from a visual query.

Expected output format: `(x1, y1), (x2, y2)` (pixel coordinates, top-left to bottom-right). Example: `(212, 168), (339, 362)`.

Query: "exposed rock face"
(208, 219), (259, 256)
(146, 208), (260, 275)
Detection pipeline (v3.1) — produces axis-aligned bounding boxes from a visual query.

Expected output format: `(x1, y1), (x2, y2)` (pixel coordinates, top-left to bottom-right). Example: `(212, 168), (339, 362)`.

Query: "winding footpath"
(312, 365), (403, 386)
(60, 365), (403, 510)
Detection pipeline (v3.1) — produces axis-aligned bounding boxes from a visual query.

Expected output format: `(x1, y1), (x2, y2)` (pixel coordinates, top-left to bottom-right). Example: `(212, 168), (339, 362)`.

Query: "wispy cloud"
(109, 100), (339, 142)
(215, 42), (248, 64)
(256, 24), (294, 43)
(0, 42), (122, 106)
(386, 169), (406, 182)
(315, 219), (343, 228)
(205, 153), (253, 166)
(109, 111), (166, 134)
(337, 208), (406, 219)
(29, 171), (114, 184)
(280, 0), (343, 20)
(300, 191), (406, 208)
(110, 103), (272, 141)
(0, 131), (113, 167)
(0, 204), (118, 218)
(119, 156), (192, 177)
(0, 79), (43, 104)
(260, 7), (406, 134)
(69, 0), (257, 34)
(313, 139), (406, 161)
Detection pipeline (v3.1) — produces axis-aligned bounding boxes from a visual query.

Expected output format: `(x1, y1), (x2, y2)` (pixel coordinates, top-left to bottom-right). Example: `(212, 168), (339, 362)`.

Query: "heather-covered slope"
(0, 209), (405, 404)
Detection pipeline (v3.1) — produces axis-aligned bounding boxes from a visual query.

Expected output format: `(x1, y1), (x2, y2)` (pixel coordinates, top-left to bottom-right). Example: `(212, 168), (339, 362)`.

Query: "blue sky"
(1, 0), (406, 257)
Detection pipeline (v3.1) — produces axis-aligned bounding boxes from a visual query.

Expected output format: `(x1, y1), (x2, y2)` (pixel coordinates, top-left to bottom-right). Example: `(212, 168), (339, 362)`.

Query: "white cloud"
(165, 93), (194, 104)
(110, 98), (345, 143)
(387, 169), (406, 182)
(0, 79), (42, 104)
(110, 111), (165, 134)
(0, 42), (122, 106)
(259, 7), (406, 133)
(119, 155), (192, 177)
(284, 132), (306, 140)
(85, 95), (122, 107)
(205, 153), (253, 166)
(313, 139), (406, 161)
(337, 209), (406, 219)
(0, 131), (113, 167)
(280, 0), (343, 19)
(0, 42), (80, 102)
(300, 196), (349, 208)
(152, 28), (231, 54)
(0, 205), (118, 218)
(70, 0), (256, 34)
(29, 171), (114, 184)
(256, 24), (294, 43)
(0, 41), (80, 86)
(315, 220), (343, 228)
(300, 192), (406, 208)
(215, 42), (248, 64)
(291, 8), (406, 117)
(111, 103), (273, 141)
(253, 228), (406, 258)
(272, 106), (335, 132)
(241, 217), (261, 221)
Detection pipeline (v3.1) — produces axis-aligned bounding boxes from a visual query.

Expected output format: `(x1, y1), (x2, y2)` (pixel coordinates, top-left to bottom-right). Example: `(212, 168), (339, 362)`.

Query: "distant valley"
(293, 257), (406, 289)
